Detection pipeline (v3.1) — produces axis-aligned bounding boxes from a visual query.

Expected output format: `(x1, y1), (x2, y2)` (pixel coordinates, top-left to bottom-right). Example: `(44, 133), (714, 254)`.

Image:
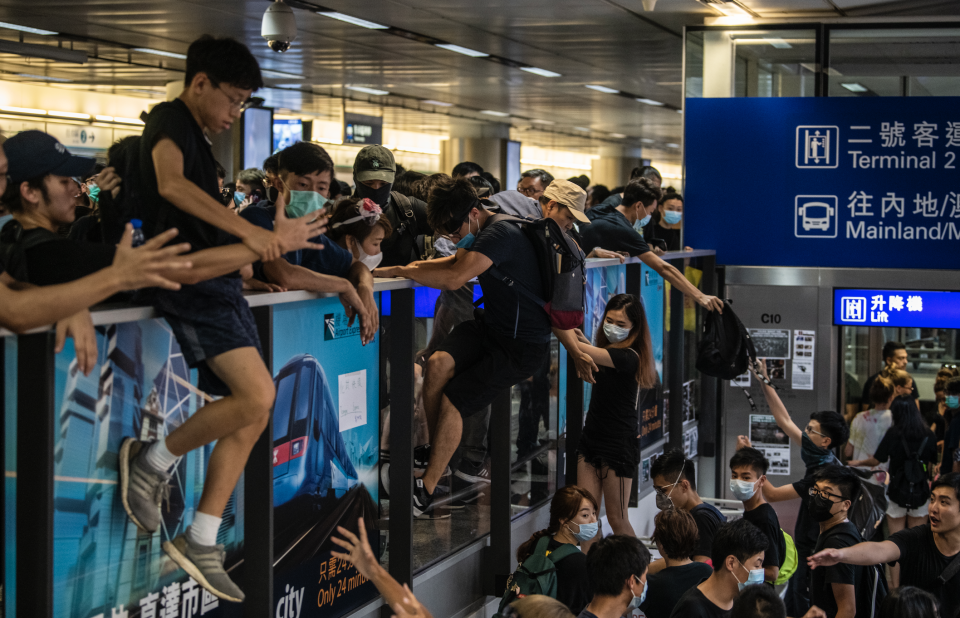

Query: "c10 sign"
(833, 289), (960, 328)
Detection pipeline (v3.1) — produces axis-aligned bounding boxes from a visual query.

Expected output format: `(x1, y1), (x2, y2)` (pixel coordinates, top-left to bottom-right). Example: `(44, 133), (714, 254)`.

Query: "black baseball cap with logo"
(353, 145), (396, 184)
(3, 130), (95, 186)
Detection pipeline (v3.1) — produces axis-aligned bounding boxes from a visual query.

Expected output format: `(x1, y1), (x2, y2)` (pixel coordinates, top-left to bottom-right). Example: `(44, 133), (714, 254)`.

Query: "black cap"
(3, 130), (96, 185)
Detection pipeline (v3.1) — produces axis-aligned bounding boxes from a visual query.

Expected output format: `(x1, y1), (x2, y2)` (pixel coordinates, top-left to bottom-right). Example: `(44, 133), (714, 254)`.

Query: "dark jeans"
(785, 551), (811, 617)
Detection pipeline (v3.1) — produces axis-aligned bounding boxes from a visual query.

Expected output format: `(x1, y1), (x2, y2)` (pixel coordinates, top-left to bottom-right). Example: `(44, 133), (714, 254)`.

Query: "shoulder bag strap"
(939, 550), (960, 585)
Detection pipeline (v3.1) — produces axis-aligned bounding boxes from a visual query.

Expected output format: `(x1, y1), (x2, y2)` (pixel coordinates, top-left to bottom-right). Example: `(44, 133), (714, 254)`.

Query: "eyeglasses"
(214, 83), (254, 112)
(518, 185), (542, 198)
(808, 486), (844, 502)
(653, 463), (685, 496)
(804, 425), (826, 438)
(441, 216), (467, 236)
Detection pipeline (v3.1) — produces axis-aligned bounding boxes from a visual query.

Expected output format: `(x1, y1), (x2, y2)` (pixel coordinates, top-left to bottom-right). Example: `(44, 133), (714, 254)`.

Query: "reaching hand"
(574, 351), (598, 384)
(95, 166), (122, 198)
(807, 548), (843, 570)
(273, 205), (328, 255)
(750, 358), (770, 381)
(391, 584), (429, 618)
(697, 294), (724, 312)
(373, 266), (403, 279)
(243, 278), (285, 293)
(573, 328), (590, 345)
(56, 310), (97, 376)
(736, 435), (753, 450)
(111, 225), (192, 291)
(331, 517), (379, 581)
(339, 287), (375, 345)
(589, 248), (626, 263)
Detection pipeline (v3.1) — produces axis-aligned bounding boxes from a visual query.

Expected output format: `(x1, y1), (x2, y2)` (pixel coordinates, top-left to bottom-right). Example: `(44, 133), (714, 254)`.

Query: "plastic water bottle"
(130, 219), (145, 247)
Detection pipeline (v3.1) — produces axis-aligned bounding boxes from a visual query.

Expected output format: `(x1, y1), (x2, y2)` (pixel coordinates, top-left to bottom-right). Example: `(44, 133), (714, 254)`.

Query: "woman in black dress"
(572, 293), (657, 547)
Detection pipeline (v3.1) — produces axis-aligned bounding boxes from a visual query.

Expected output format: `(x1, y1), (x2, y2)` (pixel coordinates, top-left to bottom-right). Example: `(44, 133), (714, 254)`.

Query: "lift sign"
(833, 289), (960, 328)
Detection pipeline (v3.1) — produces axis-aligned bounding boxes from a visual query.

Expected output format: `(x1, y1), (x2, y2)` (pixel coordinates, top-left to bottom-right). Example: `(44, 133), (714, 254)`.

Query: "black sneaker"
(455, 458), (491, 484)
(413, 444), (431, 471)
(413, 479), (450, 519)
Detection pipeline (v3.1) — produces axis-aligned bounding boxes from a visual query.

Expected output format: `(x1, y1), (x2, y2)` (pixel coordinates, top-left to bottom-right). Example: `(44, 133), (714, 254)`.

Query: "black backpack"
(481, 214), (586, 331)
(696, 300), (755, 380)
(0, 222), (61, 282)
(846, 467), (888, 541)
(856, 562), (889, 618)
(889, 435), (930, 509)
(380, 191), (431, 266)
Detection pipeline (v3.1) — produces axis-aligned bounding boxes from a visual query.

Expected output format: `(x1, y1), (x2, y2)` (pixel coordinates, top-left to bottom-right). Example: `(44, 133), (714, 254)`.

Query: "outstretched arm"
(807, 540), (900, 570)
(639, 251), (723, 312)
(376, 250), (492, 291)
(750, 361), (803, 445)
(553, 327), (598, 384)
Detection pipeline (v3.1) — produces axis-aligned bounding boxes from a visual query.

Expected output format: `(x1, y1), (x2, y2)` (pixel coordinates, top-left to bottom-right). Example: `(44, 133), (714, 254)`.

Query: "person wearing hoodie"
(581, 177), (723, 314)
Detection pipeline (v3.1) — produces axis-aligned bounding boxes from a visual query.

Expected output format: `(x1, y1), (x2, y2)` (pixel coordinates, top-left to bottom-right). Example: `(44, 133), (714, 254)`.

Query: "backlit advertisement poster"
(51, 320), (242, 618)
(640, 264), (664, 380)
(583, 264), (626, 411)
(271, 297), (380, 618)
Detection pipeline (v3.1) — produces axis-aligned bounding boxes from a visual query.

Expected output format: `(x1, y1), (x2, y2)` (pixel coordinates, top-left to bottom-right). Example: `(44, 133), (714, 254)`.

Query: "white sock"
(143, 437), (178, 473)
(187, 512), (222, 547)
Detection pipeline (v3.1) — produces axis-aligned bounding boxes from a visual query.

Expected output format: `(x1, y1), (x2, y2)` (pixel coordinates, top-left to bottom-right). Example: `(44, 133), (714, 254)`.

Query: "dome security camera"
(262, 1), (297, 53)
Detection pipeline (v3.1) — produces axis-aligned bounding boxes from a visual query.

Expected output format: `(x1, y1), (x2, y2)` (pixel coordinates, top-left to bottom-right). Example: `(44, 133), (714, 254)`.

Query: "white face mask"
(603, 322), (630, 343)
(729, 478), (758, 501)
(354, 238), (383, 271)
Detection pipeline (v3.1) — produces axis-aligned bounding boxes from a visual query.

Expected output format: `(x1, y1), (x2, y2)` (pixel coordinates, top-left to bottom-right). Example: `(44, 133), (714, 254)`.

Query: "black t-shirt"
(742, 503), (785, 570)
(791, 462), (830, 554)
(584, 348), (640, 436)
(860, 370), (919, 408)
(874, 425), (938, 477)
(891, 523), (960, 615)
(644, 215), (682, 252)
(379, 192), (431, 268)
(469, 219), (551, 343)
(18, 228), (115, 286)
(139, 98), (224, 251)
(580, 203), (650, 257)
(641, 561), (713, 618)
(668, 586), (730, 618)
(546, 538), (589, 614)
(810, 521), (862, 618)
(690, 502), (727, 559)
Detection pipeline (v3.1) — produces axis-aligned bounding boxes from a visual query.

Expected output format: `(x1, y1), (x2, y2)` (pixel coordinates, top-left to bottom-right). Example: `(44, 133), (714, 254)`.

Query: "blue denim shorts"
(152, 276), (262, 397)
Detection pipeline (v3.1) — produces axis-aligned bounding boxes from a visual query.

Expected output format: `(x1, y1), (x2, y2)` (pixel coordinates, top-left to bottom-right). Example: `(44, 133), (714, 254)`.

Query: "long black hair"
(890, 395), (928, 441)
(879, 586), (940, 618)
(594, 293), (657, 389)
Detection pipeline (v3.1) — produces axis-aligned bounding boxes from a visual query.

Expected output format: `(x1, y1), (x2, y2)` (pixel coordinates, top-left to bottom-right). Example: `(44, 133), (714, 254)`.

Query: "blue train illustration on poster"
(49, 320), (242, 618)
(271, 297), (380, 618)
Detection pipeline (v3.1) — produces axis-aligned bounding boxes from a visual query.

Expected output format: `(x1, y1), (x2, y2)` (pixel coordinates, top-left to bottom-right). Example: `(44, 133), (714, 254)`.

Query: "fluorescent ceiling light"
(840, 82), (868, 93)
(666, 143), (680, 148)
(422, 100), (453, 107)
(435, 43), (488, 58)
(133, 48), (187, 60)
(610, 133), (626, 138)
(480, 110), (509, 117)
(17, 73), (71, 82)
(641, 138), (655, 143)
(532, 119), (555, 125)
(713, 3), (752, 18)
(113, 117), (145, 125)
(586, 84), (619, 94)
(262, 69), (305, 79)
(764, 37), (792, 49)
(0, 21), (56, 35)
(0, 106), (46, 115)
(95, 115), (114, 122)
(318, 12), (389, 30)
(521, 67), (561, 78)
(636, 98), (664, 106)
(48, 110), (90, 119)
(346, 86), (390, 96)
(574, 127), (591, 132)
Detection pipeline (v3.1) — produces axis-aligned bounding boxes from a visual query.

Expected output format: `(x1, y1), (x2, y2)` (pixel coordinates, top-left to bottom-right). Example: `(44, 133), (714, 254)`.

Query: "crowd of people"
(0, 32), (956, 618)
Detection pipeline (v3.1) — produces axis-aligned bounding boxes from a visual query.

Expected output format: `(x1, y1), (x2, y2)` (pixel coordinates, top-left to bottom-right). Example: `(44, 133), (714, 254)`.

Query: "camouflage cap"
(353, 145), (396, 183)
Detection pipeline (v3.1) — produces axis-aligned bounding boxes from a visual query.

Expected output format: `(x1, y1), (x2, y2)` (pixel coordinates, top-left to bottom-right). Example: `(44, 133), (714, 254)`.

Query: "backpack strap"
(939, 549), (960, 586)
(533, 534), (553, 557)
(547, 542), (580, 564)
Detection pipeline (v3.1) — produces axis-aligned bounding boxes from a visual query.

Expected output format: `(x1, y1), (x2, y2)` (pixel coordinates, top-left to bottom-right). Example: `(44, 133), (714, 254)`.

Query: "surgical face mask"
(807, 493), (837, 523)
(355, 180), (392, 208)
(736, 561), (765, 591)
(456, 217), (477, 250)
(286, 190), (328, 219)
(946, 394), (960, 409)
(634, 214), (651, 233)
(729, 478), (758, 501)
(87, 185), (101, 203)
(233, 191), (246, 206)
(566, 521), (598, 543)
(800, 432), (837, 468)
(603, 322), (630, 343)
(353, 237), (383, 271)
(628, 577), (647, 609)
(663, 210), (682, 225)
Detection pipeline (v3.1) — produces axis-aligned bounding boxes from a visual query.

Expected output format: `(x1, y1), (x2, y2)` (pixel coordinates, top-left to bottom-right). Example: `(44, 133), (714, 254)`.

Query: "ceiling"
(0, 0), (957, 163)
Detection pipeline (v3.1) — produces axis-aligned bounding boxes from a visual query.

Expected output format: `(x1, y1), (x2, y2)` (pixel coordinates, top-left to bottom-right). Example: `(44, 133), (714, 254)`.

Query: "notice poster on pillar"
(51, 321), (242, 618)
(749, 414), (791, 476)
(272, 297), (380, 618)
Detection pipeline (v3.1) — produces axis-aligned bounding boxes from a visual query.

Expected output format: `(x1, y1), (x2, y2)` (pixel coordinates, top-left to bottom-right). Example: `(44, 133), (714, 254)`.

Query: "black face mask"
(355, 180), (392, 208)
(807, 494), (837, 522)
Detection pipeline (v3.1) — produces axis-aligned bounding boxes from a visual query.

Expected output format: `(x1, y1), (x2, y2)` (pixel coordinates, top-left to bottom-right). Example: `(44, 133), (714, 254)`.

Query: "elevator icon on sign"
(796, 126), (839, 168)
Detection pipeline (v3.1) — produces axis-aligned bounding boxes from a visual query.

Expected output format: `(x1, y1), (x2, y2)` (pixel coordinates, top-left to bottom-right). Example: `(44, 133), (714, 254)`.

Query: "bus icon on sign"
(795, 195), (838, 238)
(796, 126), (839, 168)
(841, 297), (867, 322)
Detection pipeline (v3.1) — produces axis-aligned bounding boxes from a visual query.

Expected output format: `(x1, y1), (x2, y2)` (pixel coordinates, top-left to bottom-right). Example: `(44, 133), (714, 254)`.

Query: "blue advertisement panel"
(640, 264), (664, 381)
(52, 320), (241, 618)
(833, 288), (960, 328)
(686, 97), (960, 269)
(271, 297), (379, 618)
(583, 265), (626, 409)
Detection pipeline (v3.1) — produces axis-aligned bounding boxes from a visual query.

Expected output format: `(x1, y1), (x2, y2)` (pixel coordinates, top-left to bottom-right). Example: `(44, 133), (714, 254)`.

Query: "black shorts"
(153, 276), (262, 397)
(577, 429), (638, 478)
(436, 319), (550, 418)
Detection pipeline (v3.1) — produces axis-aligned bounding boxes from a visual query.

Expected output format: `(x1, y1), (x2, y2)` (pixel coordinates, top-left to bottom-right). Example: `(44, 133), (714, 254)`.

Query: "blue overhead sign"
(833, 289), (960, 328)
(685, 97), (960, 269)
